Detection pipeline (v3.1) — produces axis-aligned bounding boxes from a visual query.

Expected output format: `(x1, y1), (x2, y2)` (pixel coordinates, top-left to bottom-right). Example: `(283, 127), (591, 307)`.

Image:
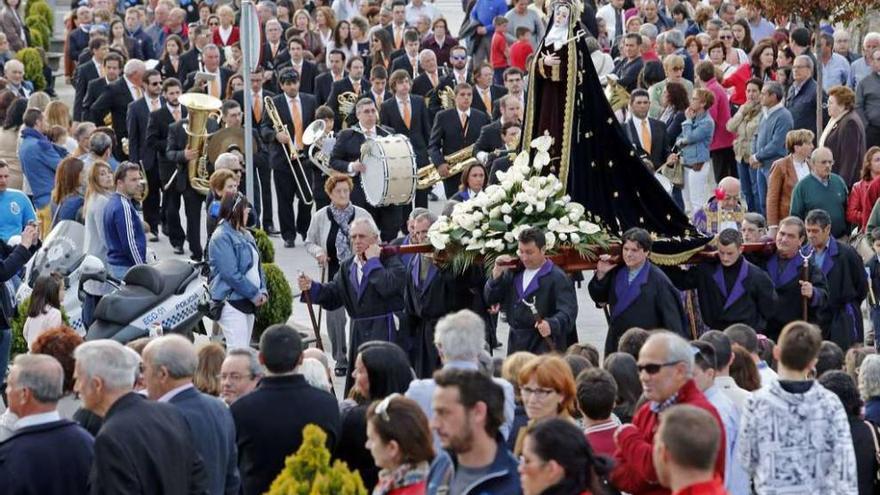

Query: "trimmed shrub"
(267, 424), (366, 495)
(254, 262), (292, 340)
(25, 16), (50, 50)
(25, 0), (52, 30)
(253, 228), (275, 263)
(15, 47), (46, 90)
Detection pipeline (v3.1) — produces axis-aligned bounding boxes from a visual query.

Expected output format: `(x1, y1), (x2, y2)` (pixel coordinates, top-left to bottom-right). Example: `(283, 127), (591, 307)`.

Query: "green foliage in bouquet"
(428, 134), (612, 273)
(10, 296), (69, 357)
(254, 263), (292, 339)
(267, 424), (366, 495)
(15, 48), (46, 90)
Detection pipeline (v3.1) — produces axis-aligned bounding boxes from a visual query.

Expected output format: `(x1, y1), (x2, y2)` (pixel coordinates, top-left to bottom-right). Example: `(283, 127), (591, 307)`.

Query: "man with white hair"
(0, 355), (94, 494)
(184, 44), (233, 98)
(91, 58), (147, 159)
(298, 216), (406, 393)
(610, 331), (727, 494)
(4, 59), (32, 97)
(405, 308), (515, 441)
(220, 347), (264, 405)
(74, 340), (208, 493)
(851, 32), (880, 89)
(142, 335), (240, 495)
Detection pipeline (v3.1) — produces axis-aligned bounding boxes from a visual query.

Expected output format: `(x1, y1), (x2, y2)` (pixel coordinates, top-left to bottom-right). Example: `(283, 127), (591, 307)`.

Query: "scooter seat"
(94, 260), (197, 326)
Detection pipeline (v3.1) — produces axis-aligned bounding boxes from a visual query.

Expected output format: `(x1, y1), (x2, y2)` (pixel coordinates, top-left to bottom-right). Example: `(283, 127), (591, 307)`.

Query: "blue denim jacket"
(676, 111), (714, 165)
(208, 222), (266, 302)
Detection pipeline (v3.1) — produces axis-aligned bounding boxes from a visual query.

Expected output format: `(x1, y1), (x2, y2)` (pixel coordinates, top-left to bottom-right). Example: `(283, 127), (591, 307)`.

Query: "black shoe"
(284, 239), (296, 248)
(334, 367), (347, 377)
(172, 245), (185, 255)
(190, 253), (203, 262)
(149, 233), (160, 242)
(264, 226), (280, 236)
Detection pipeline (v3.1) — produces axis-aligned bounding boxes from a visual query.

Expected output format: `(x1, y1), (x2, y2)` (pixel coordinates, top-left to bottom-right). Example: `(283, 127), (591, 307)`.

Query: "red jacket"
(212, 26), (240, 47)
(705, 79), (735, 151)
(387, 480), (426, 495)
(672, 479), (729, 495)
(722, 63), (775, 106)
(611, 380), (726, 495)
(847, 177), (880, 231)
(490, 31), (508, 69)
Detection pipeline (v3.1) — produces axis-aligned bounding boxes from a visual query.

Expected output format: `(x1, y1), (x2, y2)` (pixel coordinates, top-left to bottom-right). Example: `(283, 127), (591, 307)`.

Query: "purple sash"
(349, 257), (383, 301)
(712, 260), (749, 310)
(766, 254), (802, 288)
(611, 263), (650, 319)
(411, 255), (438, 295)
(515, 260), (554, 301)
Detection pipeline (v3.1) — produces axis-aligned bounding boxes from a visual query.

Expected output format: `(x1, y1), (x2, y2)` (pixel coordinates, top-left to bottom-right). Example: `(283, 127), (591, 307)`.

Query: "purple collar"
(349, 257), (382, 301)
(515, 260), (554, 301)
(411, 255), (438, 295)
(766, 252), (804, 288)
(712, 259), (749, 310)
(803, 237), (837, 276)
(612, 262), (651, 319)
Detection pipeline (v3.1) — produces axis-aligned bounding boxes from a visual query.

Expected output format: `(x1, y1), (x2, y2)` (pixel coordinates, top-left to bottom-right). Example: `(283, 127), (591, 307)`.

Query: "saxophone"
(416, 145), (477, 190)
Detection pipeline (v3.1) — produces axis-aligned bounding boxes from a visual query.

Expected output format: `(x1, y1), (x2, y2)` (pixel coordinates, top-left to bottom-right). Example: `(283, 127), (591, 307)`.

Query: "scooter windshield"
(29, 220), (85, 281)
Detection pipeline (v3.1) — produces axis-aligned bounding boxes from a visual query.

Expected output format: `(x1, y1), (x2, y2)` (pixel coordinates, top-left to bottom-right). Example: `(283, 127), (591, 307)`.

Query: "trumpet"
(264, 95), (315, 205)
(416, 145), (477, 190)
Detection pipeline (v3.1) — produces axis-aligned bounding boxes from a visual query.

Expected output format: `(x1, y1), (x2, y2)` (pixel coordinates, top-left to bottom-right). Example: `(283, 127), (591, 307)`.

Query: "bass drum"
(361, 135), (417, 207)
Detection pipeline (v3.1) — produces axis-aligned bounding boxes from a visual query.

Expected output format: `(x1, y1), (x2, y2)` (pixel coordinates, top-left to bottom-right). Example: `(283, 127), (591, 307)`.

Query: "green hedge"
(254, 262), (292, 340)
(25, 0), (52, 31)
(15, 47), (45, 90)
(25, 16), (50, 50)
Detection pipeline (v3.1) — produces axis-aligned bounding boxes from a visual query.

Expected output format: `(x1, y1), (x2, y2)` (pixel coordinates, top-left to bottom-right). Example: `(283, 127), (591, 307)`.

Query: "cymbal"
(206, 127), (246, 165)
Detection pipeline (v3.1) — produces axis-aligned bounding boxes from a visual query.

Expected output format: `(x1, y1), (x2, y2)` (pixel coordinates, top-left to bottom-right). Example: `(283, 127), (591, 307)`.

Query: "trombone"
(263, 96), (314, 205)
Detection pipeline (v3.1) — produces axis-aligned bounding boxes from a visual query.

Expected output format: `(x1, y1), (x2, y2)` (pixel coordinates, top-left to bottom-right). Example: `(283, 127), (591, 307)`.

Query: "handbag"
(660, 145), (684, 187)
(863, 420), (880, 482)
(201, 300), (225, 321)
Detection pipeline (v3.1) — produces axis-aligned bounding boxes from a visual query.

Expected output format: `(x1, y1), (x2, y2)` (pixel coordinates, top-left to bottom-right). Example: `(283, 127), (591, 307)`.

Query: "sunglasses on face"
(637, 360), (682, 375)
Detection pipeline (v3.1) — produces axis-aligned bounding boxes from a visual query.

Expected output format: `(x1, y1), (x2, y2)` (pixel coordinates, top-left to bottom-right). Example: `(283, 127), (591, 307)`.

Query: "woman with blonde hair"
(314, 6), (335, 51)
(83, 160), (114, 258)
(648, 54), (694, 118)
(193, 343), (225, 396)
(502, 351), (536, 451)
(26, 91), (50, 112)
(44, 100), (77, 152)
(514, 355), (577, 455)
(212, 5), (239, 47)
(292, 8), (325, 60)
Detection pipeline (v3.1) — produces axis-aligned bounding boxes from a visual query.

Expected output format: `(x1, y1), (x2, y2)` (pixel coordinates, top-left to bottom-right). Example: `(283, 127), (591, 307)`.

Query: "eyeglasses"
(375, 393), (400, 421)
(637, 361), (682, 375)
(521, 386), (557, 399)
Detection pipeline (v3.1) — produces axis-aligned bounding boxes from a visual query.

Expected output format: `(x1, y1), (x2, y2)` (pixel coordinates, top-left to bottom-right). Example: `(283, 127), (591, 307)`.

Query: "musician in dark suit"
(488, 121), (523, 184)
(314, 49), (347, 105)
(73, 37), (108, 122)
(428, 45), (472, 116)
(82, 53), (123, 117)
(127, 69), (165, 240)
(411, 50), (442, 98)
(166, 108), (220, 261)
(470, 63), (507, 116)
(258, 19), (286, 79)
(389, 30), (422, 79)
(183, 44), (234, 97)
(329, 98), (401, 241)
(381, 69), (431, 210)
(625, 89), (671, 171)
(177, 25), (215, 77)
(90, 59), (146, 160)
(428, 82), (492, 199)
(367, 66), (392, 108)
(384, 0), (410, 52)
(474, 94), (523, 166)
(146, 78), (188, 254)
(327, 56), (370, 131)
(274, 36), (319, 96)
(259, 68), (317, 248)
(232, 71), (275, 232)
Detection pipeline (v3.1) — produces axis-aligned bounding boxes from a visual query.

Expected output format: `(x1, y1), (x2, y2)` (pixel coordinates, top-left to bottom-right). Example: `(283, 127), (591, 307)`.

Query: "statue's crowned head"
(549, 0), (582, 26)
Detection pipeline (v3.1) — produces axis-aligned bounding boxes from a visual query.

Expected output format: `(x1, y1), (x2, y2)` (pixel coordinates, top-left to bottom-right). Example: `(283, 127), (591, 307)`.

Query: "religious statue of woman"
(523, 0), (709, 258)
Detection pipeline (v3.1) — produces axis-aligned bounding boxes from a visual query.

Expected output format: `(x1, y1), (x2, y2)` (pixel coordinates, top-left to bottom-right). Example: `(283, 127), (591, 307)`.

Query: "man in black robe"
(298, 217), (406, 393)
(664, 228), (777, 332)
(485, 227), (577, 354)
(403, 211), (474, 377)
(588, 227), (687, 355)
(754, 216), (828, 341)
(805, 209), (867, 350)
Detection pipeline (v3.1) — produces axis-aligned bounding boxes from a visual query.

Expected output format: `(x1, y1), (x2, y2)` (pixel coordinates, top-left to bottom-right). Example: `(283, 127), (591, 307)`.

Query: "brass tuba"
(303, 119), (341, 177)
(337, 91), (359, 129)
(416, 145), (477, 190)
(179, 93), (223, 195)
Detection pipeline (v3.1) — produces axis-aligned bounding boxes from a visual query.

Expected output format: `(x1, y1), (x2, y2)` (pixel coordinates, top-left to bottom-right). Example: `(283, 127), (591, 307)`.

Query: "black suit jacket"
(73, 59), (100, 121)
(380, 95), (431, 166)
(428, 108), (491, 165)
(427, 73), (472, 116)
(259, 41), (285, 72)
(411, 72), (438, 97)
(89, 393), (207, 495)
(327, 78), (371, 130)
(232, 89), (276, 128)
(230, 375), (340, 495)
(390, 54), (421, 79)
(384, 23), (410, 51)
(82, 77), (110, 117)
(625, 117), (670, 170)
(278, 60), (319, 96)
(178, 47), (227, 79)
(127, 96), (164, 171)
(314, 71), (347, 106)
(90, 78), (136, 157)
(166, 117), (221, 192)
(146, 104), (188, 184)
(183, 67), (234, 94)
(470, 85), (507, 115)
(158, 57), (186, 82)
(259, 92), (317, 171)
(474, 119), (504, 155)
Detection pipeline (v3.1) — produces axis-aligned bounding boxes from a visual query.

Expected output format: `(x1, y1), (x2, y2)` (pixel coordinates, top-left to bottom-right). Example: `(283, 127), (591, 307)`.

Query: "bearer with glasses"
(588, 227), (687, 356)
(610, 331), (727, 495)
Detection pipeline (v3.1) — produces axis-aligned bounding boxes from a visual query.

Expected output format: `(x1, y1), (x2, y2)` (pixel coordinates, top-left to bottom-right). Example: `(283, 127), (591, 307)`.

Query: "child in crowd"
(45, 125), (69, 148)
(490, 16), (509, 85)
(509, 26), (533, 72)
(576, 368), (621, 458)
(23, 272), (64, 350)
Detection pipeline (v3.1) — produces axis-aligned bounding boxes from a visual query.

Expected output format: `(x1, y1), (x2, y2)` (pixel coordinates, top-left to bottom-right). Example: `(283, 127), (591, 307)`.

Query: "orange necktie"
(394, 28), (402, 49)
(210, 77), (220, 98)
(254, 97), (263, 122)
(459, 112), (467, 131)
(640, 119), (652, 154)
(402, 99), (411, 128)
(481, 90), (491, 113)
(291, 98), (303, 149)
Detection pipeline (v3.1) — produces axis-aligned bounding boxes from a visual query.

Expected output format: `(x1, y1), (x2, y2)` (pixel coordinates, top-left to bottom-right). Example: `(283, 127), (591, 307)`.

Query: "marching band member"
(428, 82), (491, 200)
(260, 68), (317, 248)
(327, 56), (370, 131)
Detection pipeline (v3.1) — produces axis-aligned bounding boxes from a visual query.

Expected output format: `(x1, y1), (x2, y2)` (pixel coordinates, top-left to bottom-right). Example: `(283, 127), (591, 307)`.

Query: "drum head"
(361, 140), (387, 206)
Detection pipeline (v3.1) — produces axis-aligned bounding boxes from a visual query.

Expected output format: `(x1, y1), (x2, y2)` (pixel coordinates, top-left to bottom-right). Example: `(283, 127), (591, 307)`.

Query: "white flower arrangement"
(427, 133), (610, 271)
